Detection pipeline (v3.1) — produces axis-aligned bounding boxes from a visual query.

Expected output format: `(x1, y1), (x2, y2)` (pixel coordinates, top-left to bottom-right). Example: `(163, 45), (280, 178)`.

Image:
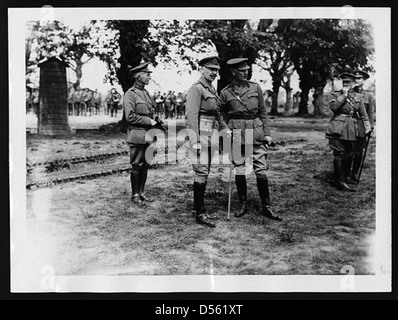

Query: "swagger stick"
(356, 133), (372, 189)
(227, 161), (233, 221)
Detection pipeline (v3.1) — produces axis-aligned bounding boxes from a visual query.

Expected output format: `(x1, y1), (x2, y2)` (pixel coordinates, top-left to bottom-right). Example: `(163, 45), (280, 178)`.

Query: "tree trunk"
(298, 88), (310, 116)
(313, 86), (324, 117)
(74, 59), (83, 90)
(271, 88), (280, 115)
(285, 86), (293, 113)
(297, 71), (312, 116)
(270, 79), (281, 115)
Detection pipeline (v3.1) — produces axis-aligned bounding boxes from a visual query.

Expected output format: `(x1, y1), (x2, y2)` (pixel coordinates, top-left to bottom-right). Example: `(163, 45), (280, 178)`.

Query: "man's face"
(138, 71), (151, 85)
(232, 69), (249, 82)
(355, 76), (365, 87)
(202, 66), (219, 83)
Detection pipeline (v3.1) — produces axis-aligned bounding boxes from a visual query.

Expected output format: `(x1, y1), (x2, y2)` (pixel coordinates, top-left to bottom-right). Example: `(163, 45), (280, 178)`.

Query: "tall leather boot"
(235, 175), (248, 218)
(131, 167), (144, 206)
(334, 158), (355, 192)
(139, 165), (154, 203)
(194, 182), (215, 228)
(257, 176), (282, 221)
(344, 156), (355, 185)
(351, 151), (363, 182)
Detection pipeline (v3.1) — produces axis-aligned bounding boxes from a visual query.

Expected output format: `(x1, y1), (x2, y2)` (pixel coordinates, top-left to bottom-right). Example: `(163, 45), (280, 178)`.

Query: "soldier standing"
(186, 55), (231, 228)
(110, 88), (121, 118)
(124, 61), (158, 206)
(326, 73), (372, 191)
(220, 58), (282, 221)
(350, 70), (375, 182)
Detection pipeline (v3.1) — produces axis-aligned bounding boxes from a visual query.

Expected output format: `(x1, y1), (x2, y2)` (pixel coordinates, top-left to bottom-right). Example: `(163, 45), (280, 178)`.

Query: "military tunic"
(123, 83), (156, 168)
(220, 80), (271, 177)
(186, 76), (228, 183)
(326, 90), (371, 158)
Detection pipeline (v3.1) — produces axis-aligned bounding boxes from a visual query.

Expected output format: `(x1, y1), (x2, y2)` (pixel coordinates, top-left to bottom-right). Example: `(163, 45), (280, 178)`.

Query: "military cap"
(199, 55), (220, 68)
(353, 70), (370, 80)
(129, 62), (153, 74)
(226, 58), (250, 71)
(340, 73), (357, 82)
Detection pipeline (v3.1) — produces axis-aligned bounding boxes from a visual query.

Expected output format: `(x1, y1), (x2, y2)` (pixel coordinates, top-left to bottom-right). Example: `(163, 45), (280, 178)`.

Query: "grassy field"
(25, 125), (376, 276)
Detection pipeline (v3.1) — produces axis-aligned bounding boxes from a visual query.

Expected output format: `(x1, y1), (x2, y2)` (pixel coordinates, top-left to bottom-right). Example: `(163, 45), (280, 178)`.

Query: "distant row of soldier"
(26, 86), (123, 117)
(154, 91), (186, 119)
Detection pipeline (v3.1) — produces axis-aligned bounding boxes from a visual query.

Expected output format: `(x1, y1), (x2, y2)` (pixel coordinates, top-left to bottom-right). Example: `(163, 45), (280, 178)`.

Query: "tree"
(256, 19), (295, 115)
(26, 20), (117, 90)
(156, 20), (263, 92)
(277, 19), (374, 116)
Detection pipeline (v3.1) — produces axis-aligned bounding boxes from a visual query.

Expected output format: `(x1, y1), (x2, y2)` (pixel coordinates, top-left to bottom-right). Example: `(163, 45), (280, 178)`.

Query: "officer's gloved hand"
(150, 119), (157, 126)
(366, 129), (373, 137)
(264, 136), (273, 145)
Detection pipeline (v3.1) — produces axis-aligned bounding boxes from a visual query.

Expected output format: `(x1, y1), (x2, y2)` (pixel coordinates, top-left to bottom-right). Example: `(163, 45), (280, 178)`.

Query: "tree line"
(26, 18), (374, 117)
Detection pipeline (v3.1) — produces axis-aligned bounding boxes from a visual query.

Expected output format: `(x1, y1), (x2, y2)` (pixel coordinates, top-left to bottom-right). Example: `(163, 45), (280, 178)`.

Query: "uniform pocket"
(326, 116), (346, 137)
(253, 118), (265, 144)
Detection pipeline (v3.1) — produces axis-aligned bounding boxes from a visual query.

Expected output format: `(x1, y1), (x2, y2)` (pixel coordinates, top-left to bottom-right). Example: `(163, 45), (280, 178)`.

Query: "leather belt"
(229, 114), (258, 120)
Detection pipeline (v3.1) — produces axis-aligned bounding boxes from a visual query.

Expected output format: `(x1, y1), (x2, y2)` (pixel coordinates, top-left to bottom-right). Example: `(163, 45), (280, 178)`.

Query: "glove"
(366, 130), (373, 137)
(264, 136), (273, 144)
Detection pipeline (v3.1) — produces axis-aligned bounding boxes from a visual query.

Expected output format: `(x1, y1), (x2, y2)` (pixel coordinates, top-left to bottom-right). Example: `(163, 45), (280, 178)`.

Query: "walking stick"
(356, 133), (372, 189)
(227, 161), (233, 221)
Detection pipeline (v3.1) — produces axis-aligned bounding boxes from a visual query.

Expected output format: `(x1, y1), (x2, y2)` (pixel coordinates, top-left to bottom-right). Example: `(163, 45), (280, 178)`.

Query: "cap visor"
(204, 64), (220, 69)
(237, 66), (250, 71)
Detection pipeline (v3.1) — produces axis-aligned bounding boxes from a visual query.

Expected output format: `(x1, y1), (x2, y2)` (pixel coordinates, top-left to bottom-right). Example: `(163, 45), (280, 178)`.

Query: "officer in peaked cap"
(350, 69), (375, 183)
(326, 72), (371, 192)
(198, 55), (221, 69)
(186, 54), (230, 228)
(123, 60), (157, 207)
(353, 70), (370, 80)
(220, 57), (282, 221)
(129, 62), (153, 75)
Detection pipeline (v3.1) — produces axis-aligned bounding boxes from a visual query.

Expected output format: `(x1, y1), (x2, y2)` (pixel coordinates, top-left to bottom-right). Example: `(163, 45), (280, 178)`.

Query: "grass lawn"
(25, 126), (376, 276)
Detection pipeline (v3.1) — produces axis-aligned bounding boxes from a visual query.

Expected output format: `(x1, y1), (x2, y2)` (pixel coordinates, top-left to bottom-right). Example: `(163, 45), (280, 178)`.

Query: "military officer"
(350, 70), (375, 183)
(123, 61), (158, 206)
(186, 55), (230, 228)
(220, 58), (282, 221)
(326, 73), (372, 192)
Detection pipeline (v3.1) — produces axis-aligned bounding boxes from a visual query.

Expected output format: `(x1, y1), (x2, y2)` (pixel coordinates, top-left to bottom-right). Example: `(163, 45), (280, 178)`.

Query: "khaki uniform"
(220, 80), (271, 177)
(186, 76), (228, 184)
(124, 83), (156, 170)
(326, 90), (371, 183)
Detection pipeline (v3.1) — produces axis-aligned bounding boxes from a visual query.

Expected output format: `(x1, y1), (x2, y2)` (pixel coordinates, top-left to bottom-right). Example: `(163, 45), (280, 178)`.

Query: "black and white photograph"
(9, 6), (392, 293)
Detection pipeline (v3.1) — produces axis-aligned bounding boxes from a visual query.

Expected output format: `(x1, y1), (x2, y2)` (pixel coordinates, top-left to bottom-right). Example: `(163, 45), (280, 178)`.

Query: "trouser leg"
(329, 139), (356, 192)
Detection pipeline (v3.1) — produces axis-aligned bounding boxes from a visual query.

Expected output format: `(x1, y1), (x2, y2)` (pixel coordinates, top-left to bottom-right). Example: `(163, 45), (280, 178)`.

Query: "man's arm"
(357, 96), (371, 134)
(367, 92), (375, 129)
(185, 85), (202, 144)
(257, 85), (271, 137)
(329, 92), (348, 112)
(123, 91), (153, 127)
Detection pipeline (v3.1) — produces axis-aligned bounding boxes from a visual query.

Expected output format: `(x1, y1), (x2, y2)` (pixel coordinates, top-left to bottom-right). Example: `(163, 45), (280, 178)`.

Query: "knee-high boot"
(257, 176), (282, 221)
(139, 165), (154, 202)
(193, 182), (215, 228)
(235, 175), (248, 217)
(131, 167), (143, 205)
(333, 158), (355, 192)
